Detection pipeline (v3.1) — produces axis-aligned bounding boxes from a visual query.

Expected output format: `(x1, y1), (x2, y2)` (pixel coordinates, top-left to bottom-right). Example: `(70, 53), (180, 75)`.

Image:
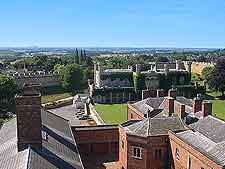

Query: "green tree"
(61, 64), (84, 94)
(79, 50), (84, 64)
(207, 57), (225, 97)
(133, 72), (141, 93)
(0, 75), (18, 115)
(201, 66), (214, 81)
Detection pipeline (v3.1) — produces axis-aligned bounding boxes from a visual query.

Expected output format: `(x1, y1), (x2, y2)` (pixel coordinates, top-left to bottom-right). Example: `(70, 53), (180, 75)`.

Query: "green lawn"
(206, 88), (225, 120)
(95, 104), (128, 124)
(41, 93), (72, 104)
(211, 100), (225, 120)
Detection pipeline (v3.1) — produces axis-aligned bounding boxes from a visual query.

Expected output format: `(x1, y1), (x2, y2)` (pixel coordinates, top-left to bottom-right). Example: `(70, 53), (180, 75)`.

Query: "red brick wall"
(119, 126), (128, 169)
(72, 126), (119, 155)
(119, 125), (170, 169)
(127, 104), (145, 120)
(169, 132), (222, 169)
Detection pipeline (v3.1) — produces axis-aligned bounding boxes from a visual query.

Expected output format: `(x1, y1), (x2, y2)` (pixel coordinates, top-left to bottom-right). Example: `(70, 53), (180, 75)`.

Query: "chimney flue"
(15, 83), (42, 151)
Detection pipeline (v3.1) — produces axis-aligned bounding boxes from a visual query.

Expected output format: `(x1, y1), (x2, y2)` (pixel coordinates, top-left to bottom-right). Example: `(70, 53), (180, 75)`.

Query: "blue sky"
(0, 0), (225, 48)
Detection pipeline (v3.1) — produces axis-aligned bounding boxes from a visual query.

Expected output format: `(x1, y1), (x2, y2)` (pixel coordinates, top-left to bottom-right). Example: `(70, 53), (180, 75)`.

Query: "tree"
(61, 64), (84, 94)
(201, 66), (214, 81)
(79, 50), (84, 64)
(0, 75), (18, 115)
(207, 57), (225, 97)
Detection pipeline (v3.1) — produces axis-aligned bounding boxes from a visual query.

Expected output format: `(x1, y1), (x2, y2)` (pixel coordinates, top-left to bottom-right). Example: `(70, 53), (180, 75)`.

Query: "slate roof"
(132, 96), (193, 117)
(0, 109), (84, 169)
(122, 116), (186, 137)
(176, 130), (225, 166)
(190, 115), (225, 143)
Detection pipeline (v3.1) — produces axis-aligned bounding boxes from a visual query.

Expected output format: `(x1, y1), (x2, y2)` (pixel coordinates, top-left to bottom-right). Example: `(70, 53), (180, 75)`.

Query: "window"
(187, 156), (191, 169)
(175, 148), (180, 160)
(155, 149), (162, 160)
(131, 113), (133, 119)
(121, 140), (125, 150)
(132, 146), (142, 159)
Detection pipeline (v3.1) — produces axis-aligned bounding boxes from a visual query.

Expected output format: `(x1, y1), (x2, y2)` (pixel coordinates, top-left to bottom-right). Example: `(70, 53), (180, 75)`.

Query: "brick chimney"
(202, 101), (212, 117)
(192, 94), (202, 113)
(168, 88), (177, 98)
(15, 83), (42, 151)
(164, 97), (174, 116)
(142, 89), (157, 99)
(177, 104), (186, 119)
(157, 89), (167, 97)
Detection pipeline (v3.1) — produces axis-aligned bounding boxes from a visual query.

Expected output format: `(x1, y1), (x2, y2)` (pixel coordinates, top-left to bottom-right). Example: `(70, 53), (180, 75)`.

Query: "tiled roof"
(123, 116), (186, 137)
(190, 115), (225, 143)
(0, 110), (84, 169)
(176, 130), (225, 166)
(132, 96), (193, 116)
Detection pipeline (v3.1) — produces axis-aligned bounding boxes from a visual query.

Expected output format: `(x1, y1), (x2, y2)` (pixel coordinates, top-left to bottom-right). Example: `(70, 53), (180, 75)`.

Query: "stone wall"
(184, 61), (215, 75)
(14, 74), (61, 88)
(89, 104), (105, 125)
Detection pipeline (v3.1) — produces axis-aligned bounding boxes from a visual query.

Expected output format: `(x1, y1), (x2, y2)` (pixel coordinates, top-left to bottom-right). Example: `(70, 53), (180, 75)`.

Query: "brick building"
(128, 89), (212, 123)
(0, 84), (225, 169)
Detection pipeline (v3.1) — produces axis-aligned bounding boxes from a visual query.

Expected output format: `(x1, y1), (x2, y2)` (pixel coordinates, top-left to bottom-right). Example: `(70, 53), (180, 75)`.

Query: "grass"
(205, 88), (225, 120)
(95, 104), (128, 124)
(211, 100), (225, 120)
(41, 92), (72, 104)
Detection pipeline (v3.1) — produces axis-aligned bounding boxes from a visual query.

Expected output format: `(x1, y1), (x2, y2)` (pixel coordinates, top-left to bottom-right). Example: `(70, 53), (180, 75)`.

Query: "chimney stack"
(142, 89), (157, 99)
(177, 104), (186, 119)
(202, 101), (212, 117)
(168, 88), (177, 98)
(164, 97), (174, 116)
(15, 83), (42, 151)
(192, 94), (202, 113)
(157, 89), (167, 97)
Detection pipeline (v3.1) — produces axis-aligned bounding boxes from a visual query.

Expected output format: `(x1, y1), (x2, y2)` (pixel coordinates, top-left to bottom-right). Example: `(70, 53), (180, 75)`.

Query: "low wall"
(89, 104), (105, 125)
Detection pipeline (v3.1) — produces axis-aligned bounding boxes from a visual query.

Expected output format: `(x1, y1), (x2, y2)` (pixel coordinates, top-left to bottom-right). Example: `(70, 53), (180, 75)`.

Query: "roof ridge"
(133, 118), (149, 133)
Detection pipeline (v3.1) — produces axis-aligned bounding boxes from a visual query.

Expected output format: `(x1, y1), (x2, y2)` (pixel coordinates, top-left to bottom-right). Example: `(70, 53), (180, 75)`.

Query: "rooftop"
(122, 116), (186, 137)
(0, 109), (84, 169)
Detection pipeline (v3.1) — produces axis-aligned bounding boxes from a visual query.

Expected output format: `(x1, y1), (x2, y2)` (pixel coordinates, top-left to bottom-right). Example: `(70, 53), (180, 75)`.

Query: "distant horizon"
(0, 45), (222, 50)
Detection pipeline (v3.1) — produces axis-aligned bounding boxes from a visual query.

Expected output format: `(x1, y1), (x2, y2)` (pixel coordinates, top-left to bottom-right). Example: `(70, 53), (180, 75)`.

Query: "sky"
(0, 0), (225, 48)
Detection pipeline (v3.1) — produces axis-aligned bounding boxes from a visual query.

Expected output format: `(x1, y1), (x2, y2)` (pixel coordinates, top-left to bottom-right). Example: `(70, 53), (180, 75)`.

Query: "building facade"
(90, 61), (198, 104)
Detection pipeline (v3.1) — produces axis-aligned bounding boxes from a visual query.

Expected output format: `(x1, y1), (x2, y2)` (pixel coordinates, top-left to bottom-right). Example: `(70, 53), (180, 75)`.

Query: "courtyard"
(95, 104), (128, 124)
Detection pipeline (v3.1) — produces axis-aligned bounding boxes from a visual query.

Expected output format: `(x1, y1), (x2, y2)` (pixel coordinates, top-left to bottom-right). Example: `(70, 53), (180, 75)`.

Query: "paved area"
(80, 153), (121, 169)
(48, 105), (90, 126)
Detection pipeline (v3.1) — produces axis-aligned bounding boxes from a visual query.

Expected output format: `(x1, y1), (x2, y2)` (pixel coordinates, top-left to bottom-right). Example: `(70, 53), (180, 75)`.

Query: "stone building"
(90, 61), (195, 103)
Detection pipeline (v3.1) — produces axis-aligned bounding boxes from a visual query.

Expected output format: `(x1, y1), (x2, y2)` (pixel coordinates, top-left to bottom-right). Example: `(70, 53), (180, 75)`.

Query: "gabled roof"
(0, 110), (84, 169)
(122, 116), (186, 137)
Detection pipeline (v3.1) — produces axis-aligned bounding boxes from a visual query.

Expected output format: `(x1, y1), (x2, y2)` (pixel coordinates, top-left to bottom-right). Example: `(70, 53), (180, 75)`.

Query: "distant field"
(41, 93), (72, 104)
(96, 104), (128, 124)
